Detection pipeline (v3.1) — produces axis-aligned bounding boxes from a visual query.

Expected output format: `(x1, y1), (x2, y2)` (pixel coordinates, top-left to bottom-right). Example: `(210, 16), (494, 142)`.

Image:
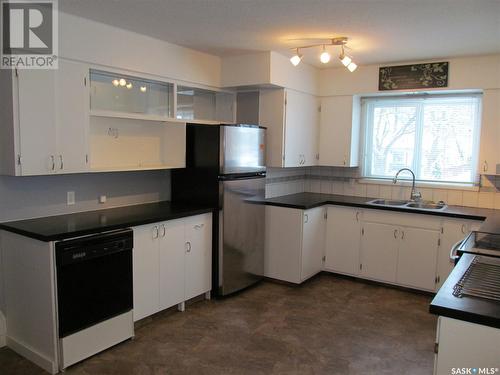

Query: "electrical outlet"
(67, 191), (75, 205)
(99, 195), (107, 204)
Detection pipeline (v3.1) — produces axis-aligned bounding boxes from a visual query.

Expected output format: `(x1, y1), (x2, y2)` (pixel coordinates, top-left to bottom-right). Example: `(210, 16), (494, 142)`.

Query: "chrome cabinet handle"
(194, 223), (204, 230)
(152, 225), (159, 239)
(160, 224), (166, 237)
(50, 155), (55, 171)
(355, 212), (360, 222)
(450, 239), (463, 262)
(304, 214), (309, 223)
(461, 224), (467, 234)
(394, 229), (398, 239)
(186, 241), (192, 252)
(401, 230), (405, 240)
(59, 155), (63, 170)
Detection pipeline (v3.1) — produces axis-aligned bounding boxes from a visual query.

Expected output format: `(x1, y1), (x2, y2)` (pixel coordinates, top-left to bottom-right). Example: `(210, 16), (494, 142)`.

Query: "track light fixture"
(289, 36), (357, 72)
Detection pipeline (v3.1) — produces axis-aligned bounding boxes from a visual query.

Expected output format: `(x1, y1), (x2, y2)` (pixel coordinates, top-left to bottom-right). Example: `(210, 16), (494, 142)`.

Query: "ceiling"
(60, 0), (500, 68)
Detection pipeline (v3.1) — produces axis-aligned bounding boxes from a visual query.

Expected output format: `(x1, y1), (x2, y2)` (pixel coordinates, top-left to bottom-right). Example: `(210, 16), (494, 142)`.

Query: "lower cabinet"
(133, 213), (212, 321)
(264, 205), (325, 283)
(396, 226), (440, 291)
(158, 218), (185, 311)
(434, 317), (500, 374)
(360, 211), (441, 291)
(264, 204), (484, 292)
(323, 206), (482, 292)
(360, 221), (400, 283)
(324, 206), (362, 276)
(184, 215), (212, 300)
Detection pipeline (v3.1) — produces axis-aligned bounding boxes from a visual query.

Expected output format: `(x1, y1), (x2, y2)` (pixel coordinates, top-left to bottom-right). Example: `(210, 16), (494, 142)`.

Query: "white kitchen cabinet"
(264, 205), (325, 283)
(397, 226), (440, 291)
(434, 317), (500, 374)
(324, 208), (482, 291)
(15, 68), (57, 175)
(301, 207), (326, 281)
(264, 202), (483, 292)
(132, 213), (212, 322)
(324, 206), (362, 276)
(176, 85), (235, 123)
(360, 221), (399, 283)
(319, 95), (360, 167)
(158, 219), (186, 311)
(184, 214), (213, 300)
(55, 60), (90, 173)
(437, 218), (483, 289)
(0, 59), (89, 176)
(259, 88), (319, 168)
(216, 91), (236, 123)
(360, 210), (443, 289)
(478, 89), (500, 174)
(133, 223), (162, 321)
(90, 70), (173, 119)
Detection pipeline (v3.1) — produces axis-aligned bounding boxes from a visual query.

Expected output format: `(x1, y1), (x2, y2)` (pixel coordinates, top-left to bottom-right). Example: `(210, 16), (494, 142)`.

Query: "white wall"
(269, 51), (319, 95)
(0, 170), (171, 223)
(320, 54), (500, 96)
(59, 12), (221, 88)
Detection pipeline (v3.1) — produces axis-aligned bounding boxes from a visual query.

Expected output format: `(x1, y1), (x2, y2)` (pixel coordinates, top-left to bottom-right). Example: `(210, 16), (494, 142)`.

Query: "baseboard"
(6, 336), (58, 374)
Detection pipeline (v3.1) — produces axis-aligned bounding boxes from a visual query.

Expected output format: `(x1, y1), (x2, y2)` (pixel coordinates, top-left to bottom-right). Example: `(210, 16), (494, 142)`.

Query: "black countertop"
(0, 201), (214, 242)
(430, 253), (500, 329)
(260, 192), (493, 221)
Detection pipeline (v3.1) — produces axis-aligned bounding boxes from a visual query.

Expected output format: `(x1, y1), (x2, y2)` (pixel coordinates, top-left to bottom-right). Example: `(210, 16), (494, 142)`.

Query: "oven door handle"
(450, 239), (464, 262)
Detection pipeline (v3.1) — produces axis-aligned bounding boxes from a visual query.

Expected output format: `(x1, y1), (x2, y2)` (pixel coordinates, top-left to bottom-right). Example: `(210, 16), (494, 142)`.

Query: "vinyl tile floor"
(0, 274), (437, 375)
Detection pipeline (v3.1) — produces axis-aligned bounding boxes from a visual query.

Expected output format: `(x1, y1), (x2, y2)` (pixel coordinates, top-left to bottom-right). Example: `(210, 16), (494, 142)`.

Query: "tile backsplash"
(265, 166), (500, 209)
(265, 168), (306, 198)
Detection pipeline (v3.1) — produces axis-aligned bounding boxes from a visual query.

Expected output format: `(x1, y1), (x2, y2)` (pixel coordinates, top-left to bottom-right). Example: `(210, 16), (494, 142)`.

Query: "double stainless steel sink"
(368, 199), (447, 211)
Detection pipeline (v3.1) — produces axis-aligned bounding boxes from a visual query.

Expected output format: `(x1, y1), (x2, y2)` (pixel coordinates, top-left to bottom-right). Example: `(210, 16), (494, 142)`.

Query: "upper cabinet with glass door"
(90, 70), (174, 121)
(177, 85), (235, 123)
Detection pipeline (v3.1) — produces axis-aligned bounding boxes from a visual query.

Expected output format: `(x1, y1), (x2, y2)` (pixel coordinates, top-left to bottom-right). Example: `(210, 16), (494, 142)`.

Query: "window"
(362, 94), (482, 185)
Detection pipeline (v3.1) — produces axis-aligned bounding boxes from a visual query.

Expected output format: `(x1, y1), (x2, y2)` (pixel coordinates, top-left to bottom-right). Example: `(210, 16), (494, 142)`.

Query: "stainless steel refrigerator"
(171, 124), (266, 296)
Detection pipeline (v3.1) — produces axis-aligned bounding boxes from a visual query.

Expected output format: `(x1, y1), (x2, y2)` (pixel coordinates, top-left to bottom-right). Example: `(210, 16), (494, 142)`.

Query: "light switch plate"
(99, 195), (107, 204)
(67, 191), (75, 205)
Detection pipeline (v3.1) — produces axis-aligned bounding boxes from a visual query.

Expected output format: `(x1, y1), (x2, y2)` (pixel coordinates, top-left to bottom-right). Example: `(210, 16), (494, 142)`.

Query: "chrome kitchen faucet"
(393, 168), (422, 202)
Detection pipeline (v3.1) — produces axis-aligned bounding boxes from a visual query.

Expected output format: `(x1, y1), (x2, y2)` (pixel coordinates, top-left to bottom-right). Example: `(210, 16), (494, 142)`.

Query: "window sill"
(358, 178), (480, 192)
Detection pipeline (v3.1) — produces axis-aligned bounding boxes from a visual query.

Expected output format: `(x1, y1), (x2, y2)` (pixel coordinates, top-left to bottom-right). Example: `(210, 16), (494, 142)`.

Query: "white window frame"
(360, 92), (483, 187)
